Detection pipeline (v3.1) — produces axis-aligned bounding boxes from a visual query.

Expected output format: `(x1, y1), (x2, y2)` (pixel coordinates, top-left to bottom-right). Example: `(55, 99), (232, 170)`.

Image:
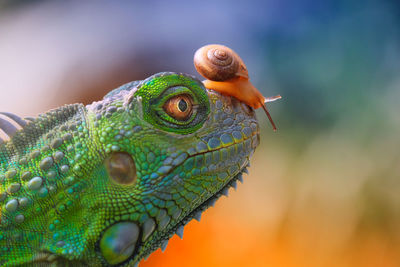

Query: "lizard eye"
(134, 73), (210, 134)
(163, 94), (193, 121)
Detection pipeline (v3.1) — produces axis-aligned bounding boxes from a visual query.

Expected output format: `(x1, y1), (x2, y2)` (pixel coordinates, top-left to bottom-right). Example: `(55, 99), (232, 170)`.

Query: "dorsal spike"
(161, 240), (168, 252)
(24, 117), (36, 122)
(0, 112), (28, 127)
(176, 225), (184, 239)
(23, 105), (81, 152)
(0, 117), (18, 137)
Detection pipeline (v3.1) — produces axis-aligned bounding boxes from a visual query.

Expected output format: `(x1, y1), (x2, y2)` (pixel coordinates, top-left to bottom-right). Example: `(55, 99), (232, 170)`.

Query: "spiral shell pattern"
(194, 44), (246, 81)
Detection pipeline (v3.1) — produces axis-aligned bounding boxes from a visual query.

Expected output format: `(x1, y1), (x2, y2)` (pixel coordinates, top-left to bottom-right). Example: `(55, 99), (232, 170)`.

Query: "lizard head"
(89, 72), (259, 266)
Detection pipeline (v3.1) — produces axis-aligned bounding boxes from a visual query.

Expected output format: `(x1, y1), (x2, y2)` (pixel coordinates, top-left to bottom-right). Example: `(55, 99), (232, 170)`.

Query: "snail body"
(202, 76), (265, 109)
(194, 44), (280, 130)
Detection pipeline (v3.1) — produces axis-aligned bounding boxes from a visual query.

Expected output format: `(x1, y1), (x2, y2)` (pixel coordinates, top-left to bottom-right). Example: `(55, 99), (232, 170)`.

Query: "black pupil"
(178, 99), (188, 112)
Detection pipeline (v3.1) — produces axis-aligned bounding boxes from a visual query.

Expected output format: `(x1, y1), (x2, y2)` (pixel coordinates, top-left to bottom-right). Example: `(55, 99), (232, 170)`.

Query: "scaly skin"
(0, 72), (259, 266)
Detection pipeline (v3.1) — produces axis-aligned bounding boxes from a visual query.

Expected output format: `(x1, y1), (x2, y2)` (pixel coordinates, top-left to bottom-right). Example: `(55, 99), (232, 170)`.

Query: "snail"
(194, 44), (281, 131)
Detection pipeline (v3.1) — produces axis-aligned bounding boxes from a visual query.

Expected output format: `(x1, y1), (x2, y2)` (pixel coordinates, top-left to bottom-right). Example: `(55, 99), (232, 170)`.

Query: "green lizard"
(0, 70), (260, 266)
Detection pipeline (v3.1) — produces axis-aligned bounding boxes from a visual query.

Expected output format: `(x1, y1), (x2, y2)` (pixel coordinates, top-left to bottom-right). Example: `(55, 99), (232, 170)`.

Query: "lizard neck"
(0, 103), (106, 264)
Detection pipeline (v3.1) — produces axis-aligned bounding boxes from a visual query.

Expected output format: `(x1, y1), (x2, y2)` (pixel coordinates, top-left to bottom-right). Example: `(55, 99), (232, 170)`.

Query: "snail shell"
(194, 44), (248, 81)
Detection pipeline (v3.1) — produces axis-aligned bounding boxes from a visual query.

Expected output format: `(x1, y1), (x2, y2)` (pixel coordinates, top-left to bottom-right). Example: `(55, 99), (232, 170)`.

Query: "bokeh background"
(1, 0), (399, 266)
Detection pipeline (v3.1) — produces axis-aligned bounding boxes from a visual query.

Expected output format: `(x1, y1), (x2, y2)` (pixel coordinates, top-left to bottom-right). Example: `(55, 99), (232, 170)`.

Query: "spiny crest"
(0, 105), (82, 159)
(0, 112), (29, 143)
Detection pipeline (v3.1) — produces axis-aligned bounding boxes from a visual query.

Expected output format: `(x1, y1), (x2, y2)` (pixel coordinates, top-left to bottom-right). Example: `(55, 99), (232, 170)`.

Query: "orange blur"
(141, 204), (400, 267)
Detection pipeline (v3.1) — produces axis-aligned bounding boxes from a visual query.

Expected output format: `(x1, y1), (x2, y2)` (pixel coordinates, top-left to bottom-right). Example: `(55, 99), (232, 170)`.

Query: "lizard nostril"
(105, 152), (137, 185)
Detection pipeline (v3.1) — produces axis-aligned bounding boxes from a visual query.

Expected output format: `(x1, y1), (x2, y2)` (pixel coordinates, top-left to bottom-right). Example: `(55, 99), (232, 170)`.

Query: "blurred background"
(0, 0), (399, 266)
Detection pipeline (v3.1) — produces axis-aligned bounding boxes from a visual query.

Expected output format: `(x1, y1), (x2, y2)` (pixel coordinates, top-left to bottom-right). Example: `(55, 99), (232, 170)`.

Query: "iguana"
(0, 71), (260, 266)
